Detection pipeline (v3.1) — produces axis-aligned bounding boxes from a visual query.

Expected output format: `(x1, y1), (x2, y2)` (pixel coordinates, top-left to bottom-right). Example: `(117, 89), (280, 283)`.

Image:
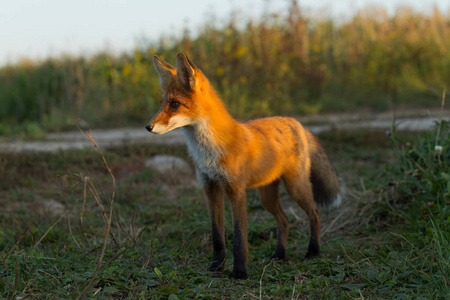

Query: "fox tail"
(308, 132), (345, 208)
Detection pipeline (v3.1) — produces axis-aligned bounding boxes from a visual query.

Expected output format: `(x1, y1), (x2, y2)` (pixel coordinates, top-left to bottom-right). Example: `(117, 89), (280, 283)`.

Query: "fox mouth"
(144, 123), (170, 134)
(146, 115), (194, 135)
(146, 124), (177, 135)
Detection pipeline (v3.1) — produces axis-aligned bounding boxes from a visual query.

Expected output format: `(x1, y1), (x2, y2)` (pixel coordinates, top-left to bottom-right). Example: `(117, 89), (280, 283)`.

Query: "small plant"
(384, 95), (450, 296)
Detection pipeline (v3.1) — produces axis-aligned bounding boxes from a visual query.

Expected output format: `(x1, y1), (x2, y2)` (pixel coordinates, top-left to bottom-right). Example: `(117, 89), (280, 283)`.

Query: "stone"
(145, 155), (193, 174)
(145, 155), (198, 192)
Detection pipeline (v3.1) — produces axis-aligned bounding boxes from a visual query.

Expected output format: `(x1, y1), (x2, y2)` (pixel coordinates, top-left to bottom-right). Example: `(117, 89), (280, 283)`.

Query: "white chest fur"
(181, 122), (229, 184)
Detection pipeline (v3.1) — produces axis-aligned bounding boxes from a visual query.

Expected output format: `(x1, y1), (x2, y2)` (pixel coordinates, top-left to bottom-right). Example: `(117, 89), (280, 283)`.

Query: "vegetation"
(0, 1), (449, 298)
(1, 2), (449, 134)
(0, 122), (448, 298)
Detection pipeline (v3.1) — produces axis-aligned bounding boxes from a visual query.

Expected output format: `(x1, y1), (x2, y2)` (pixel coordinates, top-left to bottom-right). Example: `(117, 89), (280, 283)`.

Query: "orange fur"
(146, 53), (344, 279)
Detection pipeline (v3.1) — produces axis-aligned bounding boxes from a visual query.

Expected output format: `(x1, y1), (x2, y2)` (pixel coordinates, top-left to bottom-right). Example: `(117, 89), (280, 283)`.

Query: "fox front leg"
(225, 184), (248, 279)
(203, 178), (226, 271)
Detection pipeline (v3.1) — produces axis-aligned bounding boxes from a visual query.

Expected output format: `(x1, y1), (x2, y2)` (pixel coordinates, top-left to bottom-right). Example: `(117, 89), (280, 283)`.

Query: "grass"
(0, 3), (449, 134)
(1, 123), (449, 299)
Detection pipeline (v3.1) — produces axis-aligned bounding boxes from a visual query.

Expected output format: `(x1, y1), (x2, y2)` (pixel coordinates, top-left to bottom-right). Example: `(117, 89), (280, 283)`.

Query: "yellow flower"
(122, 63), (131, 76)
(134, 50), (142, 62)
(235, 47), (248, 58)
(280, 63), (290, 73)
(216, 66), (224, 76)
(388, 31), (397, 39)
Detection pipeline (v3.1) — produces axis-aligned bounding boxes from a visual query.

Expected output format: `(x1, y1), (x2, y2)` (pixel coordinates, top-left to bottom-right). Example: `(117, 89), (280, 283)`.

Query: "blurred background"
(1, 0), (449, 135)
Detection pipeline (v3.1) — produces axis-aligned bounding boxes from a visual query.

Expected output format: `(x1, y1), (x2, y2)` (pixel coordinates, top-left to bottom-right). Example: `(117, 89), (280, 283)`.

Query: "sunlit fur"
(151, 115), (193, 135)
(147, 53), (344, 279)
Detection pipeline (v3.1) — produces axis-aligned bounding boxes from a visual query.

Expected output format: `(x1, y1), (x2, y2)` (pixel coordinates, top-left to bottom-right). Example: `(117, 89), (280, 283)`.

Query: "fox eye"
(170, 102), (180, 109)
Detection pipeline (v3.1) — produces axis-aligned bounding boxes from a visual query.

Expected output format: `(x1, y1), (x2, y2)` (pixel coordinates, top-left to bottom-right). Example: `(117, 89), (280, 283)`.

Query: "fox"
(145, 53), (344, 279)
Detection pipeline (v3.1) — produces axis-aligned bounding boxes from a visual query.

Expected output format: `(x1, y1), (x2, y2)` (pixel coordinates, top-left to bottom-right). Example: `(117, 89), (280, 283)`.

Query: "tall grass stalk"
(75, 125), (116, 299)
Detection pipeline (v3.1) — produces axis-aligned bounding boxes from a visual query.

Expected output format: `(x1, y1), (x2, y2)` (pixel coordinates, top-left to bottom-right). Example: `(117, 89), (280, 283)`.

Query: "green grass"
(1, 4), (449, 134)
(1, 125), (449, 299)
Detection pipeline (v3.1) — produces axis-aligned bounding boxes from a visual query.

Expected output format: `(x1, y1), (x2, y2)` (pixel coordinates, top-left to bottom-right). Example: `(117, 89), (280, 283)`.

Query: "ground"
(0, 121), (449, 299)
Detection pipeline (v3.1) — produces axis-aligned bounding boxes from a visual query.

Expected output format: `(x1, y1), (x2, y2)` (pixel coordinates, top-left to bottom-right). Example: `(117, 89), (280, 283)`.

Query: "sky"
(1, 0), (448, 66)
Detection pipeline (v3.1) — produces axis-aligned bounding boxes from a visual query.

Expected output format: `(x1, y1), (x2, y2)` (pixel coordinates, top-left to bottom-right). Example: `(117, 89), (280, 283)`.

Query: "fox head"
(145, 53), (207, 134)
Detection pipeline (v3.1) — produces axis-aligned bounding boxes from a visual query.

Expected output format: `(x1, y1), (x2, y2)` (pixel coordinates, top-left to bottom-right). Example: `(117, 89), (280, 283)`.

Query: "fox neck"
(181, 90), (238, 184)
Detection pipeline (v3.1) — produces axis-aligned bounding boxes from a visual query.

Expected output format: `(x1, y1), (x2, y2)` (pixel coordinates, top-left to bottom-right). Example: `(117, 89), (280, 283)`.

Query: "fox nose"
(145, 124), (153, 132)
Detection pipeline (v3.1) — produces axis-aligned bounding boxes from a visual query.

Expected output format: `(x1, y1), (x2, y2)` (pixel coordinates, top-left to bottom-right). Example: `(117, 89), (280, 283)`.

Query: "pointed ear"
(153, 55), (176, 90)
(176, 53), (198, 91)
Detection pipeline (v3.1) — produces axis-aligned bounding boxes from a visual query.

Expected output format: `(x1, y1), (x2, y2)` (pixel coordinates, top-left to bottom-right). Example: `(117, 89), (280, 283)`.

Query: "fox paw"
(270, 252), (287, 261)
(229, 270), (248, 280)
(208, 262), (225, 272)
(305, 251), (320, 259)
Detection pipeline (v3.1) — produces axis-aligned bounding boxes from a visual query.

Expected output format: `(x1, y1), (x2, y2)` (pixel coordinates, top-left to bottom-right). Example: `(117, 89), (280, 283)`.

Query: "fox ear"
(176, 53), (198, 91)
(153, 55), (176, 90)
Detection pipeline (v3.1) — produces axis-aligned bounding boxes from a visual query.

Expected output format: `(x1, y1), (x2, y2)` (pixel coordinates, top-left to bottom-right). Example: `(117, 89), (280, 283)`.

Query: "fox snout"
(145, 124), (153, 132)
(145, 114), (194, 135)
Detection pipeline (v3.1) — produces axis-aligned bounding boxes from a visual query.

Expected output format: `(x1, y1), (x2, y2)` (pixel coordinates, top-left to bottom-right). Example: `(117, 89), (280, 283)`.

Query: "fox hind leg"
(282, 172), (321, 258)
(257, 180), (289, 260)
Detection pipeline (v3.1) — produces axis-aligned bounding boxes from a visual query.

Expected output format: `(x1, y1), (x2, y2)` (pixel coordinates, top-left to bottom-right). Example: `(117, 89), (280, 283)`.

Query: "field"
(1, 120), (449, 298)
(1, 2), (449, 299)
(0, 3), (449, 136)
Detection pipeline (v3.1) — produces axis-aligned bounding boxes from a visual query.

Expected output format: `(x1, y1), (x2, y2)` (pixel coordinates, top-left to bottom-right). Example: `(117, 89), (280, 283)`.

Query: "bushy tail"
(307, 131), (344, 208)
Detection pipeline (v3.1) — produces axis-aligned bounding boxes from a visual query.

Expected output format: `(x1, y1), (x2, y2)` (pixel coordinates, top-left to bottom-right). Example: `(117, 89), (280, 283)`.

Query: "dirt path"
(0, 112), (446, 153)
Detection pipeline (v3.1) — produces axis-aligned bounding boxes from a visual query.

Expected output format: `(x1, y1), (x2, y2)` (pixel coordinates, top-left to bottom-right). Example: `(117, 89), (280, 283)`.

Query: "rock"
(145, 155), (193, 174)
(145, 155), (198, 191)
(38, 199), (66, 215)
(4, 197), (66, 216)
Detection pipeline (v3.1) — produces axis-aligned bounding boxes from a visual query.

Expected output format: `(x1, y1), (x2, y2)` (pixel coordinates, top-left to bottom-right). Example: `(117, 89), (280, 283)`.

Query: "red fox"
(145, 53), (344, 279)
